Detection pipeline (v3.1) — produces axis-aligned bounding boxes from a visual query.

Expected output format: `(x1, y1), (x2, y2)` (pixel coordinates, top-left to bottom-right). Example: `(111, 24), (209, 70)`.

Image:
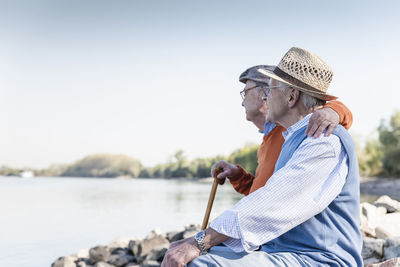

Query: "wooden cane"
(201, 169), (222, 230)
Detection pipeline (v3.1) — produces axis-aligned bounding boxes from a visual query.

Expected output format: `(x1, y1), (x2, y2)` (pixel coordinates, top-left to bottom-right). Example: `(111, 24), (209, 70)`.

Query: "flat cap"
(239, 65), (275, 84)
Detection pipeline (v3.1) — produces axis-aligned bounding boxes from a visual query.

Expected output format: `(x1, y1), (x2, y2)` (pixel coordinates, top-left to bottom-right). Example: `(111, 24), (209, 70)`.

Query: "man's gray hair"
(274, 81), (326, 109)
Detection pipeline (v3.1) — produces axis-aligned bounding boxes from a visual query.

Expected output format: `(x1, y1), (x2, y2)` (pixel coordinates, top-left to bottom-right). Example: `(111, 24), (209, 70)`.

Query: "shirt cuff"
(210, 209), (259, 253)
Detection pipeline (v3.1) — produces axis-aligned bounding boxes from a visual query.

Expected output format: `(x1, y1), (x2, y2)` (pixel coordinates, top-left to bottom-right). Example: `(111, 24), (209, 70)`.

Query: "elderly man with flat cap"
(162, 48), (362, 267)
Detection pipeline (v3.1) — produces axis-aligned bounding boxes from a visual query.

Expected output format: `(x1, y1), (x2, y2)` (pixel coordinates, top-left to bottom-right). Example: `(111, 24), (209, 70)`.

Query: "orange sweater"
(229, 101), (353, 196)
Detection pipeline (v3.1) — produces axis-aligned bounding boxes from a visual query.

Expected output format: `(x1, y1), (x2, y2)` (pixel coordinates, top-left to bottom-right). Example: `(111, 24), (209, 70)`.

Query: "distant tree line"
(1, 111), (399, 179)
(358, 110), (400, 177)
(0, 145), (259, 179)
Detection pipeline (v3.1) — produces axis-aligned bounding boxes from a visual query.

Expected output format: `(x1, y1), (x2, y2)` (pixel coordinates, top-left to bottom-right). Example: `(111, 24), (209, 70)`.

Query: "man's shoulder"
(300, 133), (343, 158)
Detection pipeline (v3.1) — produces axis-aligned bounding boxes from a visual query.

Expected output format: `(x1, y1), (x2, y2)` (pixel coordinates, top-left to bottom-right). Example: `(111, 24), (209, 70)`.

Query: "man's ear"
(288, 88), (300, 108)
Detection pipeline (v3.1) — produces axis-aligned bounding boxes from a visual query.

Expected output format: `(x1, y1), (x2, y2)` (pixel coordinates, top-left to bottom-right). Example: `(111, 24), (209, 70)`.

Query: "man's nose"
(241, 99), (245, 107)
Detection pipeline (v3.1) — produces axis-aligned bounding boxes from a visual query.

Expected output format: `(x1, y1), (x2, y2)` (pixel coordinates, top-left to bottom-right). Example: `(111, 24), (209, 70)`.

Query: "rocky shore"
(52, 196), (400, 267)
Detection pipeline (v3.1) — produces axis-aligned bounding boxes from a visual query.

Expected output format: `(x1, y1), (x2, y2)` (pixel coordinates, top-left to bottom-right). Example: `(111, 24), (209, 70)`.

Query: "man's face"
(241, 80), (268, 122)
(265, 79), (289, 124)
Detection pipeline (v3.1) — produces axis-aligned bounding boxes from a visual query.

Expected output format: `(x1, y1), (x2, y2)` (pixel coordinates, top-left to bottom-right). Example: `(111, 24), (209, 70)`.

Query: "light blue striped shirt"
(210, 114), (348, 253)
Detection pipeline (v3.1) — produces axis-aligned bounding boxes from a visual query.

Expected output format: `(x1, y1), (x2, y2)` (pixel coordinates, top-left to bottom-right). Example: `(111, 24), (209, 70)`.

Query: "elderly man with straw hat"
(162, 47), (362, 267)
(209, 65), (352, 196)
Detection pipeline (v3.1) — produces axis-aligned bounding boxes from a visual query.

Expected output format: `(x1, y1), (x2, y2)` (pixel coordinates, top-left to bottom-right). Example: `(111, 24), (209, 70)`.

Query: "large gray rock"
(134, 230), (169, 262)
(166, 231), (182, 242)
(77, 248), (90, 258)
(365, 257), (400, 267)
(145, 243), (170, 262)
(374, 196), (400, 213)
(89, 246), (111, 264)
(384, 238), (400, 260)
(362, 236), (385, 259)
(51, 256), (77, 267)
(108, 236), (136, 249)
(375, 213), (400, 238)
(108, 254), (136, 267)
(362, 202), (387, 230)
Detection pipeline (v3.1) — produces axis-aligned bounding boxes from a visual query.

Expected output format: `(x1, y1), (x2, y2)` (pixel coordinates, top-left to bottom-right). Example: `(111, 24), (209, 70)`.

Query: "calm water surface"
(0, 176), (240, 267)
(0, 176), (378, 267)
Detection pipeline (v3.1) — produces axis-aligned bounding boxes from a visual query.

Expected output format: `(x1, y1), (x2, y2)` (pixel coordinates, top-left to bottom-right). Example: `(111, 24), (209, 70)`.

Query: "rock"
(51, 256), (77, 267)
(362, 203), (387, 229)
(108, 236), (136, 249)
(140, 260), (161, 267)
(76, 260), (93, 267)
(166, 231), (182, 242)
(128, 239), (141, 256)
(125, 263), (140, 267)
(134, 231), (169, 262)
(93, 262), (114, 267)
(76, 258), (92, 267)
(77, 248), (90, 258)
(375, 213), (400, 238)
(374, 195), (400, 213)
(182, 224), (201, 239)
(376, 227), (392, 239)
(362, 236), (385, 259)
(365, 257), (400, 267)
(361, 213), (376, 237)
(384, 238), (400, 260)
(89, 246), (111, 264)
(365, 257), (383, 266)
(145, 243), (170, 262)
(110, 247), (132, 256)
(108, 254), (136, 267)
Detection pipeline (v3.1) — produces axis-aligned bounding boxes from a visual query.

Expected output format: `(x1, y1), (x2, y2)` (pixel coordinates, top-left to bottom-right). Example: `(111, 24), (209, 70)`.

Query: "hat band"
(273, 67), (325, 94)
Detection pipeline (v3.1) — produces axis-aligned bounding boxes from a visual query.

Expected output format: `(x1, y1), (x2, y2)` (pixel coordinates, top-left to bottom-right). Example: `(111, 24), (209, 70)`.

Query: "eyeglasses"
(240, 85), (283, 100)
(240, 85), (264, 100)
(264, 85), (284, 97)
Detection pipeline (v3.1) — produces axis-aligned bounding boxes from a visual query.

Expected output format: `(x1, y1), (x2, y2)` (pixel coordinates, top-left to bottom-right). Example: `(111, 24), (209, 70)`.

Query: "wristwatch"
(194, 230), (208, 255)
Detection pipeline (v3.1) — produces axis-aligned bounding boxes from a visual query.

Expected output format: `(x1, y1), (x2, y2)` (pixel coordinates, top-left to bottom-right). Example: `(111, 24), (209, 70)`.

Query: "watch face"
(196, 230), (205, 240)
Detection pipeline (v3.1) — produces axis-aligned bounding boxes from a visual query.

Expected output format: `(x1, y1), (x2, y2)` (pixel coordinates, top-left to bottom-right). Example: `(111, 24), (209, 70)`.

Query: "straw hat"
(258, 47), (337, 101)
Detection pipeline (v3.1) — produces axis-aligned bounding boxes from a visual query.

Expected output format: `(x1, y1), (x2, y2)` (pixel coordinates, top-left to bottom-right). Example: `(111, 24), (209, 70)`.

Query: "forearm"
(229, 165), (255, 196)
(203, 228), (230, 249)
(324, 100), (353, 129)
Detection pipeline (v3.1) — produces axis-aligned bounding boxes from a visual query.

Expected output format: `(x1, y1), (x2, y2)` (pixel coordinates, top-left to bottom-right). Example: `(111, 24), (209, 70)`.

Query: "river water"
(0, 176), (380, 267)
(0, 176), (241, 267)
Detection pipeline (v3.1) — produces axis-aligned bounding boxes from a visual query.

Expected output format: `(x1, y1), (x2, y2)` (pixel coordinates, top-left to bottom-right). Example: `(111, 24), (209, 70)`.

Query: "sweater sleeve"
(228, 165), (255, 196)
(324, 100), (353, 130)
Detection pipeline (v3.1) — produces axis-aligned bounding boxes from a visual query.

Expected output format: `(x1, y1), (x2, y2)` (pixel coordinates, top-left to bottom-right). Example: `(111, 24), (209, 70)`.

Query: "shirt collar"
(259, 122), (276, 135)
(282, 113), (312, 140)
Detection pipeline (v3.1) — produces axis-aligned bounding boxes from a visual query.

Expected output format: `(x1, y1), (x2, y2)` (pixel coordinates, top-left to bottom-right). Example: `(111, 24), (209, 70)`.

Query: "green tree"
(228, 144), (259, 175)
(378, 111), (400, 176)
(357, 139), (383, 176)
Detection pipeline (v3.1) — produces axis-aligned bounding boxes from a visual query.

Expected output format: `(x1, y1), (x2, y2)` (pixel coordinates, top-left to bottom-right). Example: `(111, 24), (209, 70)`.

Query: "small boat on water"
(20, 171), (35, 178)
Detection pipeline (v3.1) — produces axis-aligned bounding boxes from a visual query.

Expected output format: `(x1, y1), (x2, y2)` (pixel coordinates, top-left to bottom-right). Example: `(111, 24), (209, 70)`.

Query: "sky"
(1, 0), (399, 169)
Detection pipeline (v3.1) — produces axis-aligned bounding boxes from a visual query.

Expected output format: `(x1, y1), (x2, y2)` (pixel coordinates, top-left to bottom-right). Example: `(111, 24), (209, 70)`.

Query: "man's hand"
(306, 107), (339, 138)
(211, 160), (240, 185)
(161, 237), (201, 267)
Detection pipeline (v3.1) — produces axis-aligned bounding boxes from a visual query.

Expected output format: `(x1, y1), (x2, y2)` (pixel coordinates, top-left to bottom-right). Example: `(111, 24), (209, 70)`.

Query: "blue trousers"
(187, 245), (328, 267)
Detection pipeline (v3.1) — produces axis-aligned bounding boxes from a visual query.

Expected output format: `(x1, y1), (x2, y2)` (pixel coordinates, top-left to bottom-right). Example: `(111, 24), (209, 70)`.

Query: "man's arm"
(306, 100), (353, 138)
(211, 161), (255, 195)
(161, 228), (229, 267)
(210, 134), (348, 252)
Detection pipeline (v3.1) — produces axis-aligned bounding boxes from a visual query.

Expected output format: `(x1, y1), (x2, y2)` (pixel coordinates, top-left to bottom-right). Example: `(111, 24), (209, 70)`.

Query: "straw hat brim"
(258, 68), (338, 101)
